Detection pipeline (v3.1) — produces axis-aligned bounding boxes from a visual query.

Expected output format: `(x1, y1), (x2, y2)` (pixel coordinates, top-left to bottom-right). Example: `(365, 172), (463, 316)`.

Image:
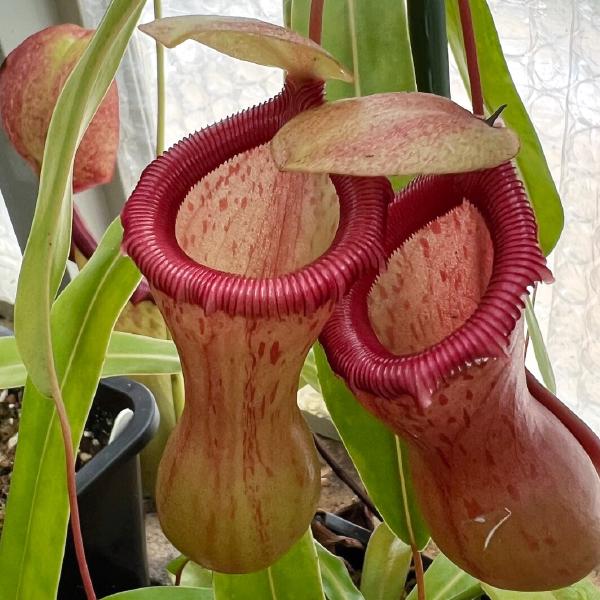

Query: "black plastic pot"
(59, 377), (158, 600)
(318, 511), (372, 546)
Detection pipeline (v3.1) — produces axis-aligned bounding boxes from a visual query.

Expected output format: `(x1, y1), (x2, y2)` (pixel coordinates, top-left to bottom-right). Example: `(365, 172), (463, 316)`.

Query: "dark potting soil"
(0, 388), (118, 533)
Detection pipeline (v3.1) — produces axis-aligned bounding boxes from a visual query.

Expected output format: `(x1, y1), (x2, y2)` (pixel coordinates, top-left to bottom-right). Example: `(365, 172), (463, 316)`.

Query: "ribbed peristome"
(321, 163), (600, 591)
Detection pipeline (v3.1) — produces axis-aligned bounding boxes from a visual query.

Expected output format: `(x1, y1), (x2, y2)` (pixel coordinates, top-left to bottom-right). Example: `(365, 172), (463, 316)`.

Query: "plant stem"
(411, 541), (425, 600)
(174, 558), (190, 586)
(458, 0), (484, 116)
(154, 0), (166, 156)
(407, 0), (450, 97)
(309, 0), (325, 44)
(313, 434), (382, 520)
(347, 0), (362, 97)
(49, 369), (96, 600)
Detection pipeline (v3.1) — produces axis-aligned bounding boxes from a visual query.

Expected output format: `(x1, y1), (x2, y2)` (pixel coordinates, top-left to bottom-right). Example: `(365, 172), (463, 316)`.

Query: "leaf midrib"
(12, 249), (121, 597)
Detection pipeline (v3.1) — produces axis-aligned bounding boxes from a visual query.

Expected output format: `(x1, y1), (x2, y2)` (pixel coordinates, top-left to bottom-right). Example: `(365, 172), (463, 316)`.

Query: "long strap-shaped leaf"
(291, 0), (416, 101)
(360, 523), (412, 600)
(104, 589), (213, 600)
(405, 554), (480, 600)
(0, 332), (181, 390)
(314, 345), (430, 549)
(315, 543), (364, 600)
(0, 220), (141, 599)
(482, 578), (600, 599)
(213, 530), (325, 600)
(445, 0), (563, 255)
(525, 297), (556, 394)
(14, 0), (145, 396)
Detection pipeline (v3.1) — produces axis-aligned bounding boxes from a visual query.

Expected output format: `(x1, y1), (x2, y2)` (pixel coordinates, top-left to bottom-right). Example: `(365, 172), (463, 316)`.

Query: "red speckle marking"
(435, 447), (451, 469)
(463, 408), (471, 427)
(270, 341), (281, 365)
(419, 237), (431, 258)
(507, 484), (520, 501)
(439, 432), (453, 446)
(440, 270), (447, 282)
(521, 530), (540, 552)
(438, 394), (449, 406)
(430, 221), (442, 234)
(219, 198), (228, 211)
(464, 497), (484, 519)
(258, 342), (265, 357)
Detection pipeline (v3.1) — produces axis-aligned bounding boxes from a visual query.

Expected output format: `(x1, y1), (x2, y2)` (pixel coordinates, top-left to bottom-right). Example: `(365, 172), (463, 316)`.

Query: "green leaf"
(525, 296), (556, 394)
(0, 220), (141, 599)
(103, 588), (213, 600)
(167, 555), (191, 576)
(482, 577), (600, 599)
(0, 337), (25, 389)
(361, 523), (412, 600)
(406, 554), (480, 600)
(283, 0), (292, 28)
(300, 347), (321, 391)
(13, 0), (144, 395)
(0, 332), (181, 390)
(103, 332), (180, 376)
(445, 0), (563, 255)
(314, 344), (429, 549)
(213, 530), (324, 600)
(315, 542), (364, 600)
(291, 0), (416, 101)
(167, 556), (213, 588)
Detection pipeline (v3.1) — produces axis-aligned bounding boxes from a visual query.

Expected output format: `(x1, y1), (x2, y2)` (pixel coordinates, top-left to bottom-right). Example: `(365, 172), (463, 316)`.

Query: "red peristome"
(321, 163), (600, 590)
(323, 163), (551, 404)
(122, 79), (390, 318)
(121, 78), (391, 572)
(0, 24), (119, 193)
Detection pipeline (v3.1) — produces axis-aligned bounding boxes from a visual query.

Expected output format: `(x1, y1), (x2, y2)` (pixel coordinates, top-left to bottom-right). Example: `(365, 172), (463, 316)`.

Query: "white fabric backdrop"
(79, 0), (600, 431)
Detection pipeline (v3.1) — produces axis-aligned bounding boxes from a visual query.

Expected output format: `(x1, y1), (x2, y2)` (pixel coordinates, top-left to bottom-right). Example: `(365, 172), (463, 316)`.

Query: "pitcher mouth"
(321, 162), (553, 406)
(121, 78), (391, 318)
